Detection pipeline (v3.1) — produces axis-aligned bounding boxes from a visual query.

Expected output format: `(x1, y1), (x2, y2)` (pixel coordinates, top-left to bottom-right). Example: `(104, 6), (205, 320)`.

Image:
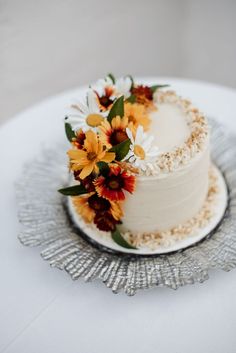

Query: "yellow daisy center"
(134, 144), (145, 160)
(86, 114), (104, 127)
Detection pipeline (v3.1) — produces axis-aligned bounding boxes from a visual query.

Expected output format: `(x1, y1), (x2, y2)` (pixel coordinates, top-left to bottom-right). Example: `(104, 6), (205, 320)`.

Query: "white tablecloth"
(1, 78), (236, 353)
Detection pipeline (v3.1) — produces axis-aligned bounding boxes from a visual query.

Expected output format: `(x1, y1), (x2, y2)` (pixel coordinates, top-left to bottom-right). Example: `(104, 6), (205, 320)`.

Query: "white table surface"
(1, 78), (236, 353)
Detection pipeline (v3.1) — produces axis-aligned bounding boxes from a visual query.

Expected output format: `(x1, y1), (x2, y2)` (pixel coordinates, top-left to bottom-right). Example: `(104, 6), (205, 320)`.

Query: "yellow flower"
(68, 130), (115, 179)
(99, 116), (129, 148)
(124, 102), (151, 131)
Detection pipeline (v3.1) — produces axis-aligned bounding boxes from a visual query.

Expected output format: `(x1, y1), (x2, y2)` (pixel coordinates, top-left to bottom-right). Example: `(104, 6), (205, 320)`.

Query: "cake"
(59, 74), (212, 250)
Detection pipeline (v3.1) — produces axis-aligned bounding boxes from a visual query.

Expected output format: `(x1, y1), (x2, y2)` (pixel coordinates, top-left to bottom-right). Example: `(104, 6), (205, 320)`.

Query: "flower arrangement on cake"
(59, 74), (218, 251)
(59, 74), (168, 248)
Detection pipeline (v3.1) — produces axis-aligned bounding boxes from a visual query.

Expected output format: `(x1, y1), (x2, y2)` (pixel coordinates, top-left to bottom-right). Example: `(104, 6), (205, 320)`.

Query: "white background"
(1, 0), (236, 124)
(0, 78), (236, 352)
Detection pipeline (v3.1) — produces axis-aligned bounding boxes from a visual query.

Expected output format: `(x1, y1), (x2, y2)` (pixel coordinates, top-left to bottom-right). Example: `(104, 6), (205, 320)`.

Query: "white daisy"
(66, 90), (107, 132)
(92, 76), (114, 97)
(92, 75), (132, 99)
(125, 126), (160, 171)
(114, 76), (132, 98)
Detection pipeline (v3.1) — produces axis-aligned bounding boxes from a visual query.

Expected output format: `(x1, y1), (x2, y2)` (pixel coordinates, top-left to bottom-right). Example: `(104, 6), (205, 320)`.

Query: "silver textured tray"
(16, 119), (236, 295)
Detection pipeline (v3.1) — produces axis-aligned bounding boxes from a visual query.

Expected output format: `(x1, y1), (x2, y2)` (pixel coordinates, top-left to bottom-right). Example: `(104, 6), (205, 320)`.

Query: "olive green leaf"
(110, 138), (131, 161)
(126, 74), (134, 90)
(112, 228), (137, 249)
(58, 184), (87, 196)
(107, 73), (115, 84)
(150, 84), (169, 93)
(107, 96), (124, 123)
(126, 94), (136, 103)
(65, 122), (76, 142)
(97, 161), (110, 176)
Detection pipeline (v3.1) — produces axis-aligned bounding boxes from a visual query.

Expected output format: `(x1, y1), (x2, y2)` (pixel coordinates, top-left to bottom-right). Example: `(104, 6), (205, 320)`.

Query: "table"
(1, 78), (236, 353)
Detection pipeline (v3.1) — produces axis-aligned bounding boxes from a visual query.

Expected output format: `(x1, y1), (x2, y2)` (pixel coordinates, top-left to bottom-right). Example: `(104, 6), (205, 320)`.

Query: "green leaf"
(97, 161), (110, 176)
(107, 96), (124, 123)
(111, 228), (137, 249)
(110, 139), (131, 161)
(150, 84), (169, 93)
(58, 184), (87, 196)
(65, 122), (76, 142)
(107, 73), (115, 84)
(126, 94), (136, 103)
(126, 74), (134, 90)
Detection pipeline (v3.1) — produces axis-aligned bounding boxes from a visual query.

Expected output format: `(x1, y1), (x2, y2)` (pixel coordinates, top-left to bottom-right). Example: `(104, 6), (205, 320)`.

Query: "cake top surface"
(150, 90), (208, 176)
(150, 101), (190, 152)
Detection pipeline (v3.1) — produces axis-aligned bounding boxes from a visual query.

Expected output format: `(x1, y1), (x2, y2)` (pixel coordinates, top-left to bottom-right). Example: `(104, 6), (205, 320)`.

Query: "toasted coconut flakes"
(138, 90), (209, 176)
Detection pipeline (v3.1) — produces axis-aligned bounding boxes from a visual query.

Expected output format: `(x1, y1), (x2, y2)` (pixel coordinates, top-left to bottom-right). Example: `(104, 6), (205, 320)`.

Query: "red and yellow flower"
(72, 128), (86, 149)
(99, 116), (129, 148)
(99, 104), (151, 150)
(131, 85), (153, 107)
(96, 86), (115, 111)
(94, 211), (121, 232)
(72, 192), (123, 231)
(68, 130), (115, 179)
(94, 164), (136, 201)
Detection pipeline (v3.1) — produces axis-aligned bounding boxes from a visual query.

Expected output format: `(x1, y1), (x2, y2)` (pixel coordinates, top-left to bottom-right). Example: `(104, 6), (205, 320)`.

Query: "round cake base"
(67, 165), (228, 255)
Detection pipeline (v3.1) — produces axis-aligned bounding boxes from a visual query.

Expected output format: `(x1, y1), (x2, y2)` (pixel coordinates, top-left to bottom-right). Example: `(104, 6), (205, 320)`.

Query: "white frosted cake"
(59, 74), (216, 251)
(121, 90), (209, 233)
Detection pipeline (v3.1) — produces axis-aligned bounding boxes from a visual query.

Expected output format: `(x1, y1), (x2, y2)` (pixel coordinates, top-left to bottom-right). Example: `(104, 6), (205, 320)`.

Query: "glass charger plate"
(16, 119), (236, 295)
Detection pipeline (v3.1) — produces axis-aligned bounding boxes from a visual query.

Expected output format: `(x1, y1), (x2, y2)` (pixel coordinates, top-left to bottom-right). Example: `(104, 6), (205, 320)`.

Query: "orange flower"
(68, 130), (115, 179)
(99, 116), (129, 148)
(94, 164), (136, 201)
(72, 193), (123, 229)
(124, 102), (151, 131)
(72, 193), (95, 223)
(131, 85), (154, 108)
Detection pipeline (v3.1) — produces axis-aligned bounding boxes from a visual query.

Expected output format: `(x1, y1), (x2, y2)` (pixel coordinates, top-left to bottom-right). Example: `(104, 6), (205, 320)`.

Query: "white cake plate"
(67, 164), (228, 256)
